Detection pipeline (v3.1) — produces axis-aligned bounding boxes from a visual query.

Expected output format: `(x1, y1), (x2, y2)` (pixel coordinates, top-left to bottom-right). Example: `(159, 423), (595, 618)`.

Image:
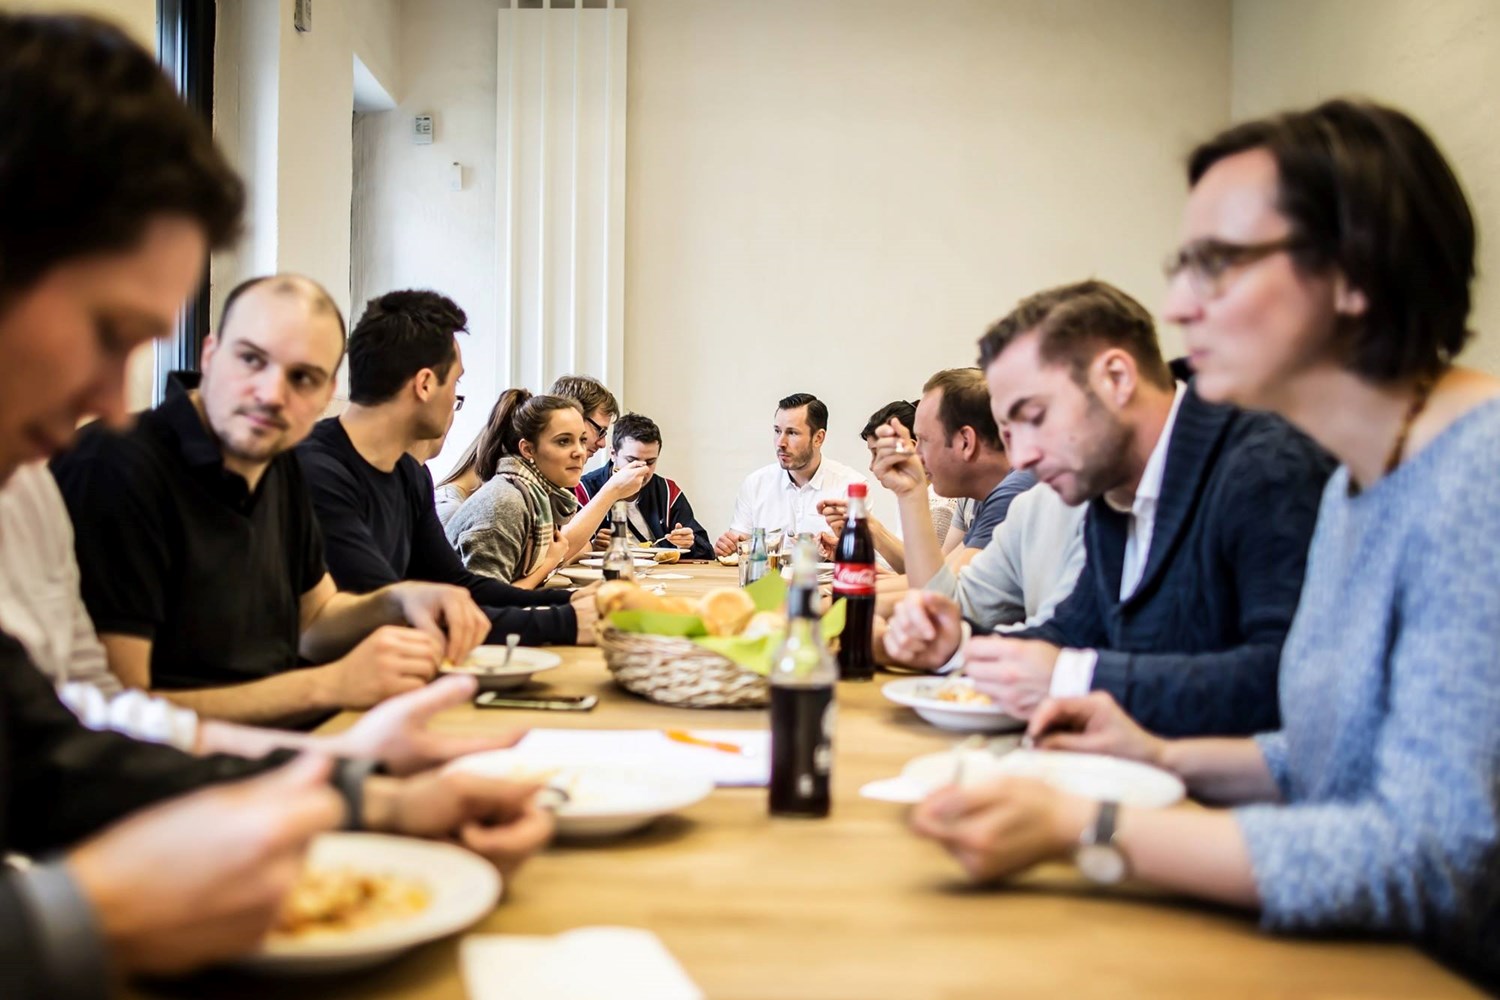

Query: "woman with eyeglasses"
(909, 100), (1500, 988)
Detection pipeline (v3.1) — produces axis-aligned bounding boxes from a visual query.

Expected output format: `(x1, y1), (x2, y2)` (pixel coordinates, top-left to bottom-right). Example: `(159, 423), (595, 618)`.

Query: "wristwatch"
(1073, 800), (1128, 885)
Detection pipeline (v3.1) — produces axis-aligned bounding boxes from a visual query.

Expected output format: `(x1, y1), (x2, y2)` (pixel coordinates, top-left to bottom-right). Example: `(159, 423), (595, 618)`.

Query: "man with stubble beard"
(715, 393), (873, 556)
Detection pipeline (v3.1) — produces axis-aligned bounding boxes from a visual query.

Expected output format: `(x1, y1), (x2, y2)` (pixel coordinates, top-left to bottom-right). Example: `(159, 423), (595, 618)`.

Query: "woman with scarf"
(445, 390), (613, 587)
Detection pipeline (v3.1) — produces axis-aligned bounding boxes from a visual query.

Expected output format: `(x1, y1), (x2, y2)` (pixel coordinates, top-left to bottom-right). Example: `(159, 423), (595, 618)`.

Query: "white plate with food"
(900, 748), (1185, 809)
(243, 832), (500, 975)
(448, 750), (715, 838)
(439, 646), (562, 691)
(881, 676), (1025, 733)
(629, 546), (684, 564)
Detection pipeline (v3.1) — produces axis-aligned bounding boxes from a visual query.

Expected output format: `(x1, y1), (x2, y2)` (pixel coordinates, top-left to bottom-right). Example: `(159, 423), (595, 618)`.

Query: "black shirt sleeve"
(282, 453), (330, 597)
(668, 490), (716, 560)
(0, 634), (285, 854)
(298, 445), (405, 595)
(51, 433), (173, 640)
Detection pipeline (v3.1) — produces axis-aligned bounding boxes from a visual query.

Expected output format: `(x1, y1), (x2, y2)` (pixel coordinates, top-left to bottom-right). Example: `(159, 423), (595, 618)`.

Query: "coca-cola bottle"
(769, 536), (835, 817)
(832, 482), (876, 681)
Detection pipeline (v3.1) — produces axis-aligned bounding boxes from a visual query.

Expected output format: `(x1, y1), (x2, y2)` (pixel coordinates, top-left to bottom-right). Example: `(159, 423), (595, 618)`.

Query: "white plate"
(440, 647), (561, 690)
(558, 567), (603, 584)
(902, 748), (1186, 808)
(242, 833), (501, 975)
(449, 749), (715, 838)
(881, 677), (1025, 733)
(629, 546), (682, 559)
(580, 555), (656, 569)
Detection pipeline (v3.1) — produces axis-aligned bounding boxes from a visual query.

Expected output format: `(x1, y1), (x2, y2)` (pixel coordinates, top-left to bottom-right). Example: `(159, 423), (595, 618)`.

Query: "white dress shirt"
(1051, 384), (1187, 698)
(727, 456), (871, 539)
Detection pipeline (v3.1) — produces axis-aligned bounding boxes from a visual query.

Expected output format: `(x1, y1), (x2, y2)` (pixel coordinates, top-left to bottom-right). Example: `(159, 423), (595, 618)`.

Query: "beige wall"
(1232, 0), (1500, 376)
(355, 0), (1233, 522)
(625, 0), (1231, 532)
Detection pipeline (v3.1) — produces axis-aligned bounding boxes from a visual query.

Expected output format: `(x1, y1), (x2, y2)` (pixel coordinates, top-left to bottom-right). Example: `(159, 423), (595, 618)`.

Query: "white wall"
(213, 0), (401, 348)
(353, 0), (510, 478)
(357, 0), (1232, 526)
(625, 0), (1230, 532)
(1232, 0), (1500, 377)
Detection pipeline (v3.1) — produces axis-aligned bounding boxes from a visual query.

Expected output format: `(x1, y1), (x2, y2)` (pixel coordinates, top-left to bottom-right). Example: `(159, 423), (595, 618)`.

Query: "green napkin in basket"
(605, 572), (847, 677)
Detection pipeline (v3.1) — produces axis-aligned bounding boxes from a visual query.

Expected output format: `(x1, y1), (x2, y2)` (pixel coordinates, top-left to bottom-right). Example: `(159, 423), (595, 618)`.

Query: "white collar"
(783, 457), (825, 491)
(1132, 383), (1187, 512)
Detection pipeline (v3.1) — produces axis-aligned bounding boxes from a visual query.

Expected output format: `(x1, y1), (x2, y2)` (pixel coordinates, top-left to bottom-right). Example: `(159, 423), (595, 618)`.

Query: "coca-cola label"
(832, 562), (876, 595)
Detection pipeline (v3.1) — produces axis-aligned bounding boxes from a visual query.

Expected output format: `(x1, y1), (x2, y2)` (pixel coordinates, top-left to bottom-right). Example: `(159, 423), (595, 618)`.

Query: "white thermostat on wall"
(413, 115), (434, 145)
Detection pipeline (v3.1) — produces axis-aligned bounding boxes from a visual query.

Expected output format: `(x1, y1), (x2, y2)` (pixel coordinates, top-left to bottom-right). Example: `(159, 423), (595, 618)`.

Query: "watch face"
(1075, 844), (1128, 885)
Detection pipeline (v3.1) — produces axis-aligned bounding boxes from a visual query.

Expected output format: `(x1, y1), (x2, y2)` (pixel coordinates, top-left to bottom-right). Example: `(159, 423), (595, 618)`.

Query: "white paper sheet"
(463, 927), (703, 1000)
(513, 729), (770, 787)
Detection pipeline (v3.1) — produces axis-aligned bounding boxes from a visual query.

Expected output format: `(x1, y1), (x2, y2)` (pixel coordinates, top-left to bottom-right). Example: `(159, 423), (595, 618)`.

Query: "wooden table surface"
(133, 563), (1481, 1000)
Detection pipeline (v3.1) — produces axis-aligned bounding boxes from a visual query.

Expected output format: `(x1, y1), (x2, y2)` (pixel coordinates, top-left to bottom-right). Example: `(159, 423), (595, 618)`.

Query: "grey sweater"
(444, 473), (578, 585)
(927, 483), (1086, 631)
(1235, 398), (1500, 987)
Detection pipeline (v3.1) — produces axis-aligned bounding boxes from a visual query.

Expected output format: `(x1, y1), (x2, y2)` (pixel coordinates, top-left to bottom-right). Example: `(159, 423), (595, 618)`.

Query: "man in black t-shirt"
(296, 289), (597, 646)
(55, 275), (495, 727)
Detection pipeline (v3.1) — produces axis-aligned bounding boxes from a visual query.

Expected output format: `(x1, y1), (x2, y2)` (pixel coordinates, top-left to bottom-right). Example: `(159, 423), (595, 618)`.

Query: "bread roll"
(653, 548), (681, 564)
(697, 587), (757, 637)
(595, 580), (640, 616)
(596, 580), (700, 619)
(741, 610), (787, 640)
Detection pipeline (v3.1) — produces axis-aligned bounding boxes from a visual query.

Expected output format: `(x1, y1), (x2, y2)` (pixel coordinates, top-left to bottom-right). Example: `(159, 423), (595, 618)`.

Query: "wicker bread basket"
(598, 626), (769, 708)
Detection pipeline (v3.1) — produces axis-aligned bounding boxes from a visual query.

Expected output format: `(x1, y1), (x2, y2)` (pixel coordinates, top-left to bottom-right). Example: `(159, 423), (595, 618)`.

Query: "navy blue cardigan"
(1002, 386), (1334, 737)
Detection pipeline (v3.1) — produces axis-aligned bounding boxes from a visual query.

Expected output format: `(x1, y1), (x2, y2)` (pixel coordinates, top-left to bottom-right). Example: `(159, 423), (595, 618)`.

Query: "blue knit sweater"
(1013, 387), (1335, 736)
(1237, 397), (1500, 988)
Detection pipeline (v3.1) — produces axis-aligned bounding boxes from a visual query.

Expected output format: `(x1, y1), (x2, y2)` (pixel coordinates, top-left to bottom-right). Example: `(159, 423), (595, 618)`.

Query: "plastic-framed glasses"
(1163, 236), (1303, 299)
(453, 394), (466, 411)
(584, 414), (608, 446)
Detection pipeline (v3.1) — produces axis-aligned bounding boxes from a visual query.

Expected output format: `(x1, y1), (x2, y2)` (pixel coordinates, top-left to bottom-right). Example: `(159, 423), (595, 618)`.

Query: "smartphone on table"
(474, 691), (598, 712)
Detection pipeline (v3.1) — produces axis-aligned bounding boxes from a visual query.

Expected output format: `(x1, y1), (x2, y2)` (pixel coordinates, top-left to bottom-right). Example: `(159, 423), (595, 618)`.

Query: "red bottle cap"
(848, 483), (867, 498)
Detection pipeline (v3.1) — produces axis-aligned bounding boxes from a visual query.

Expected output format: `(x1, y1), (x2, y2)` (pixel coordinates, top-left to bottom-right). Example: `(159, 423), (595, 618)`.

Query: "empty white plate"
(449, 749), (715, 838)
(881, 677), (1024, 733)
(242, 833), (501, 975)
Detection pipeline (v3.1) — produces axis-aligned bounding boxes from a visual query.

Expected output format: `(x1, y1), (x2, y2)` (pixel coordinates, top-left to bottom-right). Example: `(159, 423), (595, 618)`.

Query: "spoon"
(502, 633), (520, 669)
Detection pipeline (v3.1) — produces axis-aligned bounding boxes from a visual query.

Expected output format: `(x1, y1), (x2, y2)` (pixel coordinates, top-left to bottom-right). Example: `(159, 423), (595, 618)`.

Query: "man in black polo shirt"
(54, 274), (493, 727)
(296, 289), (596, 645)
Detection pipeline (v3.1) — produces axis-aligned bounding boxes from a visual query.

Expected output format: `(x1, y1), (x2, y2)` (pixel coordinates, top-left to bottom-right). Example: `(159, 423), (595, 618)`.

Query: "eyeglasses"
(1163, 236), (1303, 299)
(584, 415), (608, 443)
(453, 395), (466, 412)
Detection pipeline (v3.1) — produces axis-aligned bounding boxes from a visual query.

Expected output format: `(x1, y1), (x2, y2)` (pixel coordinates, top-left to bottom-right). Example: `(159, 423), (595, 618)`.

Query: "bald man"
(53, 275), (491, 728)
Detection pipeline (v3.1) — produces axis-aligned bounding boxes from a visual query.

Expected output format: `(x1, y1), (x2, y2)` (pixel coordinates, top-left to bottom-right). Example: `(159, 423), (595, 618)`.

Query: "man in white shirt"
(713, 393), (870, 556)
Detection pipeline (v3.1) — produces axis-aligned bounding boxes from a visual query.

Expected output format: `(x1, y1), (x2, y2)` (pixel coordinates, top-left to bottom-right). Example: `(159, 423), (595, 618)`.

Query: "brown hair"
(1188, 99), (1473, 383)
(548, 374), (619, 419)
(921, 368), (1003, 451)
(472, 389), (583, 479)
(977, 280), (1173, 391)
(0, 13), (243, 300)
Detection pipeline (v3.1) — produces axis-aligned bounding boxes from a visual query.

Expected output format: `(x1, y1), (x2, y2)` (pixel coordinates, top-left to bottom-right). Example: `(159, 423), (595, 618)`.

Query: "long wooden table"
(137, 564), (1482, 999)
